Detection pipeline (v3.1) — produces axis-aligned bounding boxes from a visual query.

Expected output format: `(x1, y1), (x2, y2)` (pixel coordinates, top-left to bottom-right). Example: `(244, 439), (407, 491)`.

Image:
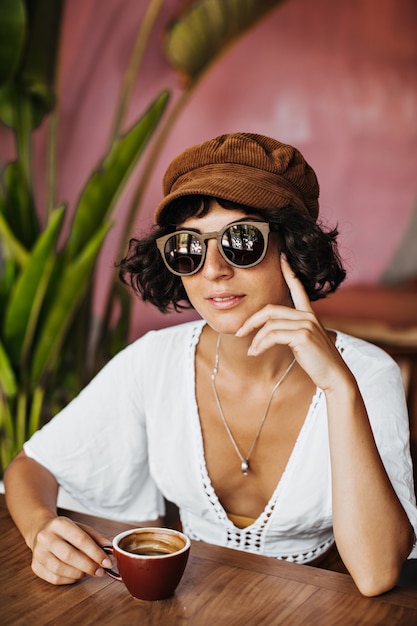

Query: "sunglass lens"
(164, 233), (203, 274)
(221, 224), (265, 266)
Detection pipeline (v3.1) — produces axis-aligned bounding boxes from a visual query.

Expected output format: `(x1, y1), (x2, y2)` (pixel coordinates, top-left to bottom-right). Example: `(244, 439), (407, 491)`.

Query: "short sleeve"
(338, 333), (417, 557)
(24, 337), (164, 522)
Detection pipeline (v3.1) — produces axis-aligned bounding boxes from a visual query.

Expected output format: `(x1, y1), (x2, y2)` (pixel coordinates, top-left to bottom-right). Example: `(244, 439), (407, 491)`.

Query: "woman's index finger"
(280, 254), (313, 312)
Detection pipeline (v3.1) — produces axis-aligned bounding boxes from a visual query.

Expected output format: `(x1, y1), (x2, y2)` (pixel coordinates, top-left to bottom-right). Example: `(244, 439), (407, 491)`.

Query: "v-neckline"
(189, 322), (324, 529)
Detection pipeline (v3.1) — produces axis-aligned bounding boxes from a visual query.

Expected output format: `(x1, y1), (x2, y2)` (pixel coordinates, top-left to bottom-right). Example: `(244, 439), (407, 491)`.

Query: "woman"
(4, 133), (417, 596)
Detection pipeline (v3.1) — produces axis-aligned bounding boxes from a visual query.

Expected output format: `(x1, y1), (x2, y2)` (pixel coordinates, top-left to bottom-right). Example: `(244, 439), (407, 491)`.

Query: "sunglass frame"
(156, 221), (271, 276)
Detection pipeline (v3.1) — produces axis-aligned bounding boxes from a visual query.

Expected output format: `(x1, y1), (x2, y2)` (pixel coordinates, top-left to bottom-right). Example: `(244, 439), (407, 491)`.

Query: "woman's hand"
(237, 254), (415, 594)
(236, 254), (353, 392)
(30, 515), (112, 585)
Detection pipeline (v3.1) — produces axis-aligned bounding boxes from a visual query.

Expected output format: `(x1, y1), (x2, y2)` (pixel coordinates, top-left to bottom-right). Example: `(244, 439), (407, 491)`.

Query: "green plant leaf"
(20, 0), (64, 127)
(0, 0), (26, 85)
(67, 90), (169, 258)
(164, 0), (284, 85)
(0, 392), (16, 473)
(92, 282), (132, 374)
(0, 0), (63, 129)
(0, 338), (17, 397)
(0, 212), (29, 268)
(3, 205), (65, 364)
(30, 222), (111, 386)
(2, 161), (39, 249)
(0, 81), (16, 128)
(0, 259), (17, 331)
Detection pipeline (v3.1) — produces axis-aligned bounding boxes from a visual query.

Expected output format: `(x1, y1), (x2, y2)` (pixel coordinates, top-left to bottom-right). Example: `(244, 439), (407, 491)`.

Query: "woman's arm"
(324, 372), (414, 596)
(237, 255), (415, 596)
(4, 451), (111, 585)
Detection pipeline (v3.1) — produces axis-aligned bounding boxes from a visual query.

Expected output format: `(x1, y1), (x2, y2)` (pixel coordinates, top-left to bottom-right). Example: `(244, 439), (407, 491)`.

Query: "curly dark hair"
(118, 196), (346, 313)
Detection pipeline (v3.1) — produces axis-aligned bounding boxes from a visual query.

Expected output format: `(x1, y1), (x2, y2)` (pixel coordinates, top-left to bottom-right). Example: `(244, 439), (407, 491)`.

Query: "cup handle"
(102, 545), (122, 581)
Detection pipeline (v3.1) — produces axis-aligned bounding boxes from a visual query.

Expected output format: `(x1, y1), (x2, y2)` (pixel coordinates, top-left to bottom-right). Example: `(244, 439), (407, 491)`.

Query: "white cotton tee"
(24, 320), (417, 563)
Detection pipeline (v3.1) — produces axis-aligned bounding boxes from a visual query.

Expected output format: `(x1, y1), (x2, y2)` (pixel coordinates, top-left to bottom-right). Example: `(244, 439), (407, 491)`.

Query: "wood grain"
(1, 495), (416, 625)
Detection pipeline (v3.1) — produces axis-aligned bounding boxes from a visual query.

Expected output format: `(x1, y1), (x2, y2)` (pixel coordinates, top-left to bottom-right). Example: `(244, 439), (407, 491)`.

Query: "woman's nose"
(202, 239), (233, 279)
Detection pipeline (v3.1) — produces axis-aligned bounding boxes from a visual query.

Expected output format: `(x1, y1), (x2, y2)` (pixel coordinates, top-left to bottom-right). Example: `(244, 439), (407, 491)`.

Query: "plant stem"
(107, 0), (164, 146)
(16, 390), (27, 450)
(28, 386), (45, 437)
(46, 109), (59, 216)
(14, 97), (32, 190)
(0, 394), (14, 473)
(46, 7), (63, 217)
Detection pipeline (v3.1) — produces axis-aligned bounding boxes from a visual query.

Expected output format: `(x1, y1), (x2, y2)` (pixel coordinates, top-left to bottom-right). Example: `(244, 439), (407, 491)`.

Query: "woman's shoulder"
(123, 318), (205, 362)
(335, 331), (395, 360)
(136, 318), (205, 345)
(334, 330), (402, 381)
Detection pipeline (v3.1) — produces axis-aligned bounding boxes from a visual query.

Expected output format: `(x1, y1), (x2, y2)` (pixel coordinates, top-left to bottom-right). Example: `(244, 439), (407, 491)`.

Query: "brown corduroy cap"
(154, 133), (320, 224)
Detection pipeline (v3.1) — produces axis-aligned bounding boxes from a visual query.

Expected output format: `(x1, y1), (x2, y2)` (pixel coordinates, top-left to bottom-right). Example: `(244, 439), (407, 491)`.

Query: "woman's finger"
(32, 516), (112, 584)
(235, 304), (294, 337)
(280, 254), (313, 313)
(47, 517), (111, 567)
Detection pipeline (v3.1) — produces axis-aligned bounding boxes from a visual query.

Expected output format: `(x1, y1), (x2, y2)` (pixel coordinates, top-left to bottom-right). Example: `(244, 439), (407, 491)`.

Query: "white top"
(24, 320), (417, 563)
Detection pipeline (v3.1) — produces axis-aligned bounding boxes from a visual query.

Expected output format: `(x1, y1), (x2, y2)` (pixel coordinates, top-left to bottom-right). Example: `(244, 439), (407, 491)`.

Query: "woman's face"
(179, 200), (293, 336)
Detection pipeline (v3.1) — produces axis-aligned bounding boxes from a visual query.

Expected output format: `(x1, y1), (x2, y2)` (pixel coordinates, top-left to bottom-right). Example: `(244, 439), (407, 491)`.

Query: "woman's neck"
(203, 324), (295, 384)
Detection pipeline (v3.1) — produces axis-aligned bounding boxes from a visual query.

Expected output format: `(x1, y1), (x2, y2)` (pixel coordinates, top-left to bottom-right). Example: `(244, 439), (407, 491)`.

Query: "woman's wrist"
(322, 368), (360, 403)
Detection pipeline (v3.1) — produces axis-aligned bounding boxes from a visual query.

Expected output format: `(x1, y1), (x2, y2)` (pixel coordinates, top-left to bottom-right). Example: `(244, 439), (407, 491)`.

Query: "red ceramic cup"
(104, 527), (190, 601)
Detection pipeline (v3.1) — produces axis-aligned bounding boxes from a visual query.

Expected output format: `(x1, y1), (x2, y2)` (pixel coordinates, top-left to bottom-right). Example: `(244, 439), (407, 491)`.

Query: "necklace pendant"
(241, 460), (249, 475)
(212, 335), (296, 478)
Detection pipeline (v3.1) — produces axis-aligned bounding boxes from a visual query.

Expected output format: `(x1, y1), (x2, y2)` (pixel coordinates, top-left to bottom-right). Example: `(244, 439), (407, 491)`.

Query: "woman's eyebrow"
(174, 226), (201, 233)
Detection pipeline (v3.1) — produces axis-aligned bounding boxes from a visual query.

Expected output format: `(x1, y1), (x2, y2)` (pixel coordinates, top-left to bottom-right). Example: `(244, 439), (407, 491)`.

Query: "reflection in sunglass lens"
(221, 224), (265, 266)
(164, 232), (203, 274)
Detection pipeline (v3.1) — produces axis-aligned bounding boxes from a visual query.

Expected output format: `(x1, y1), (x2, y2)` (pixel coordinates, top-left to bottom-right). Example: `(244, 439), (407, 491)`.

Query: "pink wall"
(9, 0), (417, 339)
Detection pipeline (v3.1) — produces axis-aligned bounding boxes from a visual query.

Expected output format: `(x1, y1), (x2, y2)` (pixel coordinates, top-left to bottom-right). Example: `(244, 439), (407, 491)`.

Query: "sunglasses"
(156, 221), (271, 276)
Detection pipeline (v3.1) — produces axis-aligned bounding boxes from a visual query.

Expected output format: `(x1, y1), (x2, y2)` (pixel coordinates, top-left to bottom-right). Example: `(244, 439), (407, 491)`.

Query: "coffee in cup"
(104, 527), (190, 601)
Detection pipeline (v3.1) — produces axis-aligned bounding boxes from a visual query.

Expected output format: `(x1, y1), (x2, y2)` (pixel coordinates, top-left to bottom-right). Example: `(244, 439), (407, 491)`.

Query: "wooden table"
(1, 496), (417, 625)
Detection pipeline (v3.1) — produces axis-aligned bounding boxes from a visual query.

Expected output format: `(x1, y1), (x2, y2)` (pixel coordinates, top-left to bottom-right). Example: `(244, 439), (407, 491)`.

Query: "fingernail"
(247, 345), (257, 356)
(95, 567), (105, 577)
(102, 558), (112, 568)
(235, 327), (244, 337)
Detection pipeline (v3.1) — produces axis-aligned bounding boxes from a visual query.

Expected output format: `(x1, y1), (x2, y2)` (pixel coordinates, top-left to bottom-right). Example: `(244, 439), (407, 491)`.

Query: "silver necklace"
(211, 335), (296, 476)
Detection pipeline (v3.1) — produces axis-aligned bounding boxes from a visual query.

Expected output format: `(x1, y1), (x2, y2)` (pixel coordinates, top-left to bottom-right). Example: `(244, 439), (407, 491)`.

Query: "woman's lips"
(207, 294), (245, 309)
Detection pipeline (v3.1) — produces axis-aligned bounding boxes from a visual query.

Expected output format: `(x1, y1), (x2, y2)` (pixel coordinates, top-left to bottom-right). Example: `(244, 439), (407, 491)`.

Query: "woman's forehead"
(179, 201), (257, 230)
